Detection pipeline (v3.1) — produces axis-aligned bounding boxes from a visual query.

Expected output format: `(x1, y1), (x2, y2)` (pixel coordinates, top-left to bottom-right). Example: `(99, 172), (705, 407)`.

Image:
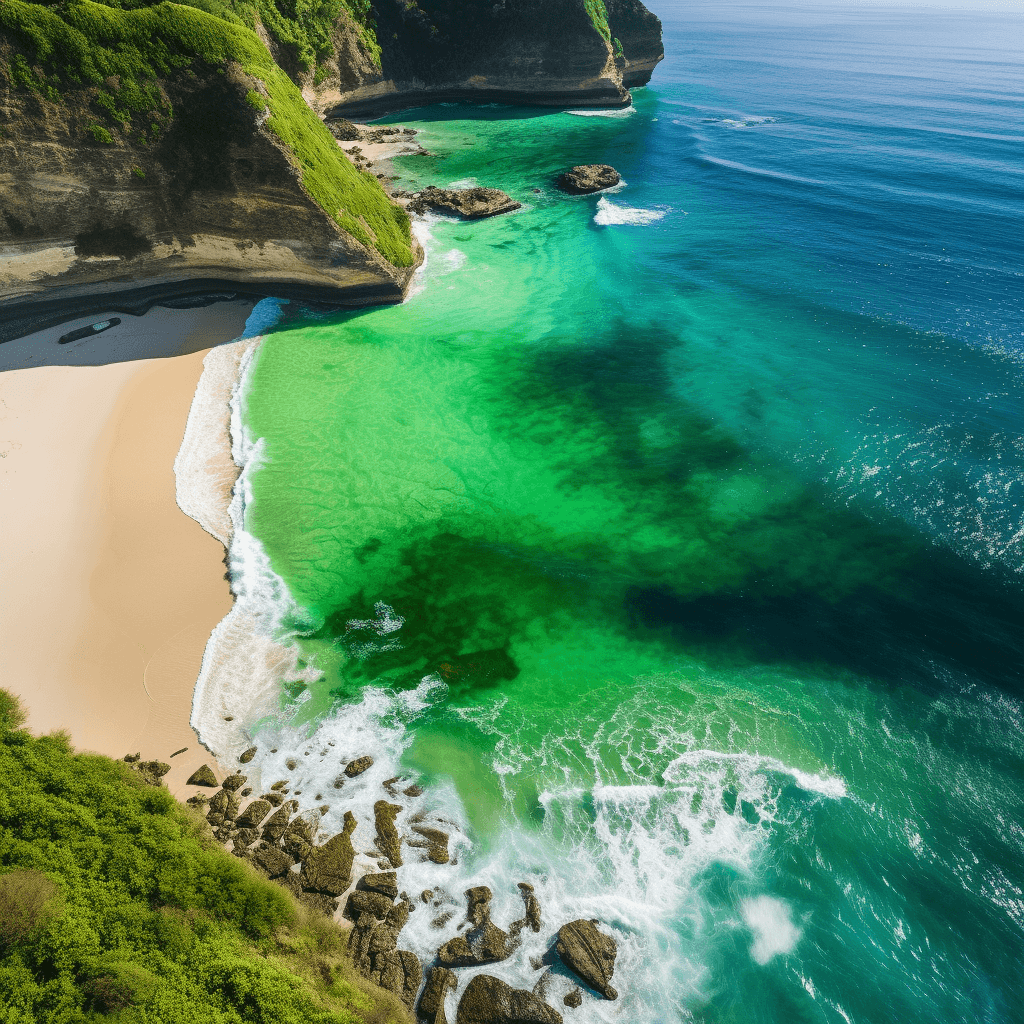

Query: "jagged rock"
(213, 825), (236, 843)
(239, 746), (258, 764)
(437, 887), (515, 967)
(555, 920), (618, 1000)
(374, 801), (403, 866)
(419, 966), (457, 1023)
(359, 871), (399, 899)
(222, 773), (247, 791)
(234, 827), (258, 847)
(404, 784), (424, 797)
(410, 825), (450, 864)
(236, 799), (272, 829)
(408, 186), (521, 220)
(186, 793), (208, 812)
(555, 165), (621, 195)
(456, 975), (562, 1024)
(137, 760), (171, 785)
(344, 890), (394, 922)
(371, 949), (421, 1010)
(563, 991), (582, 1009)
(345, 755), (374, 777)
(282, 812), (320, 858)
(251, 842), (296, 879)
(510, 882), (542, 935)
(383, 776), (404, 796)
(208, 788), (241, 822)
(123, 752), (141, 763)
(262, 792), (285, 807)
(301, 812), (356, 896)
(260, 801), (297, 842)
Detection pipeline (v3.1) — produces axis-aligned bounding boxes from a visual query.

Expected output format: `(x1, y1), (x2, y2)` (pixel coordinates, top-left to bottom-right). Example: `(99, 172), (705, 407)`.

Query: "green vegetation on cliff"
(0, 690), (410, 1023)
(0, 0), (411, 265)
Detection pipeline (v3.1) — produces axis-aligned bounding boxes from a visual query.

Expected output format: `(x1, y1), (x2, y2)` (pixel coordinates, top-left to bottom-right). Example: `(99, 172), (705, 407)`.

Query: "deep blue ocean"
(233, 5), (1024, 1022)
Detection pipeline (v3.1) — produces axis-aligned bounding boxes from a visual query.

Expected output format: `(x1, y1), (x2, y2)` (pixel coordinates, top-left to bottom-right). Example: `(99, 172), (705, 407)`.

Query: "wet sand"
(0, 302), (252, 794)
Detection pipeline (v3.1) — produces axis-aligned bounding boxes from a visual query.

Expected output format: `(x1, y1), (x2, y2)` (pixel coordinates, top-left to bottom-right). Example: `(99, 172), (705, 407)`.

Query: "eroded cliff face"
(306, 0), (664, 118)
(0, 56), (417, 341)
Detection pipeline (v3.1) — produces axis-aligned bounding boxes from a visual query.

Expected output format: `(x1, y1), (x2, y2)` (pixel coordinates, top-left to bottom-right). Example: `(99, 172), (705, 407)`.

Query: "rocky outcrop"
(186, 764), (218, 787)
(348, 894), (421, 1009)
(235, 799), (272, 829)
(374, 800), (404, 867)
(251, 842), (296, 879)
(437, 886), (516, 968)
(0, 45), (419, 345)
(555, 920), (618, 1000)
(456, 975), (562, 1024)
(419, 967), (457, 1024)
(404, 187), (521, 220)
(300, 811), (356, 895)
(556, 165), (621, 195)
(221, 773), (248, 792)
(409, 824), (451, 864)
(312, 0), (663, 119)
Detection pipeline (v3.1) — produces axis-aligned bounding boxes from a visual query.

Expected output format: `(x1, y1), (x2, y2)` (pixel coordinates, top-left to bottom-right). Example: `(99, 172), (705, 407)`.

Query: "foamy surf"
(566, 106), (636, 118)
(594, 196), (669, 226)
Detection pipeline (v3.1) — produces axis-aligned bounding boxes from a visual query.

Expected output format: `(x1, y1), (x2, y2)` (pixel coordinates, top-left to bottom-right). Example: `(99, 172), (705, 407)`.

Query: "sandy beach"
(0, 302), (252, 795)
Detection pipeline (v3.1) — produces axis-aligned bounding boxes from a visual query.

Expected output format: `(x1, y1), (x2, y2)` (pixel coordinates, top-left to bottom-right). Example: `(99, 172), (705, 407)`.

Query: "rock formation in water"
(556, 165), (621, 194)
(402, 185), (521, 220)
(555, 919), (618, 1000)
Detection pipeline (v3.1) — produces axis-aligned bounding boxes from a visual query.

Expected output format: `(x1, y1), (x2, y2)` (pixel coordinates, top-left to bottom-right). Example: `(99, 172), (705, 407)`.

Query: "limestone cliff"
(306, 0), (664, 118)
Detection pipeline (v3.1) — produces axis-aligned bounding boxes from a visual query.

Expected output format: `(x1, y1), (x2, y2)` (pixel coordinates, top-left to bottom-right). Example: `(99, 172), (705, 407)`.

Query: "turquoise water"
(234, 5), (1024, 1022)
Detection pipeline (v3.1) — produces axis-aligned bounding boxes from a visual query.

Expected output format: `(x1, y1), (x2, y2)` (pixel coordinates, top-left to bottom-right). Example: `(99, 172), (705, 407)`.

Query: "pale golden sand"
(0, 302), (252, 795)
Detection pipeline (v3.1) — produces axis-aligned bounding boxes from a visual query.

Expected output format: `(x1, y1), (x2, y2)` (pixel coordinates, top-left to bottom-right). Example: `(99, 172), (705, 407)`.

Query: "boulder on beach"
(136, 761), (171, 785)
(374, 800), (403, 866)
(555, 165), (621, 195)
(408, 186), (521, 220)
(301, 811), (356, 896)
(555, 920), (618, 1000)
(456, 975), (562, 1024)
(239, 746), (258, 764)
(235, 799), (272, 829)
(345, 755), (374, 777)
(221, 773), (247, 791)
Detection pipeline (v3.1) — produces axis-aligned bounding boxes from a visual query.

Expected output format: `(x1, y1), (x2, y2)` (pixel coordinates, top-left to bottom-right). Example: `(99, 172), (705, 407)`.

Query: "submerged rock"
(409, 824), (450, 864)
(301, 811), (356, 895)
(555, 165), (621, 195)
(374, 800), (403, 866)
(555, 920), (618, 1000)
(433, 648), (519, 686)
(456, 975), (562, 1024)
(186, 764), (217, 787)
(408, 186), (521, 220)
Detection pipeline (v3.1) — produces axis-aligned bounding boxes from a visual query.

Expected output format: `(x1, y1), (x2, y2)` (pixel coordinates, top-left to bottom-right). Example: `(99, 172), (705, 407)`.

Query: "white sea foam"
(566, 105), (636, 118)
(741, 896), (802, 964)
(448, 177), (478, 189)
(406, 212), (466, 301)
(594, 196), (669, 226)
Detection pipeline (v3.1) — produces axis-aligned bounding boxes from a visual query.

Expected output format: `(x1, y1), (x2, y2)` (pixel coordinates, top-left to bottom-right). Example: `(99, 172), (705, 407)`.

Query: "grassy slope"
(0, 0), (412, 266)
(0, 691), (411, 1024)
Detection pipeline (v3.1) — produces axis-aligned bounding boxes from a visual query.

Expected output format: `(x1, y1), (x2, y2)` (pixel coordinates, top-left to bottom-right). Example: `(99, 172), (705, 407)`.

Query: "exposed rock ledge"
(306, 0), (664, 120)
(0, 60), (420, 345)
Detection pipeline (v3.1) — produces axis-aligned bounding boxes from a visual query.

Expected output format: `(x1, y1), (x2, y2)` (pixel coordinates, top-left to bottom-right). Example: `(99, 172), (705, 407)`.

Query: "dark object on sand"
(58, 317), (121, 345)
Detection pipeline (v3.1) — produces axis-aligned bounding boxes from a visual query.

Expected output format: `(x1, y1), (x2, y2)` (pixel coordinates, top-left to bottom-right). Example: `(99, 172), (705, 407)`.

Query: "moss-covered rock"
(301, 811), (356, 896)
(235, 798), (272, 829)
(373, 800), (403, 867)
(455, 975), (561, 1024)
(555, 920), (618, 1001)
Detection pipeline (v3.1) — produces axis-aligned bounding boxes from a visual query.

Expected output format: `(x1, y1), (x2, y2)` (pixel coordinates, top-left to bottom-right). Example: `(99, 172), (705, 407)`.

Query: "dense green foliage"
(583, 0), (610, 42)
(0, 691), (406, 1023)
(0, 0), (411, 264)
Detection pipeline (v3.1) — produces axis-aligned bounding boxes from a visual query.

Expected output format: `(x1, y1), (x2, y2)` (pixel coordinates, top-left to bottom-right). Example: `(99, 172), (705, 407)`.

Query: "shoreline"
(0, 301), (253, 797)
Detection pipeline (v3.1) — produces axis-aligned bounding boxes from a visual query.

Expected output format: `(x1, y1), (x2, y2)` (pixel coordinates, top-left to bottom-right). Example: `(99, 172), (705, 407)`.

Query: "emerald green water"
(230, 7), (1024, 1021)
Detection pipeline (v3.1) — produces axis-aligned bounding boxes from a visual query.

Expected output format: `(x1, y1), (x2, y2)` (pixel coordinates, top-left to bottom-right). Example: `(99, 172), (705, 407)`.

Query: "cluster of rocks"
(393, 186), (522, 220)
(327, 119), (417, 145)
(555, 165), (621, 195)
(136, 739), (621, 1021)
